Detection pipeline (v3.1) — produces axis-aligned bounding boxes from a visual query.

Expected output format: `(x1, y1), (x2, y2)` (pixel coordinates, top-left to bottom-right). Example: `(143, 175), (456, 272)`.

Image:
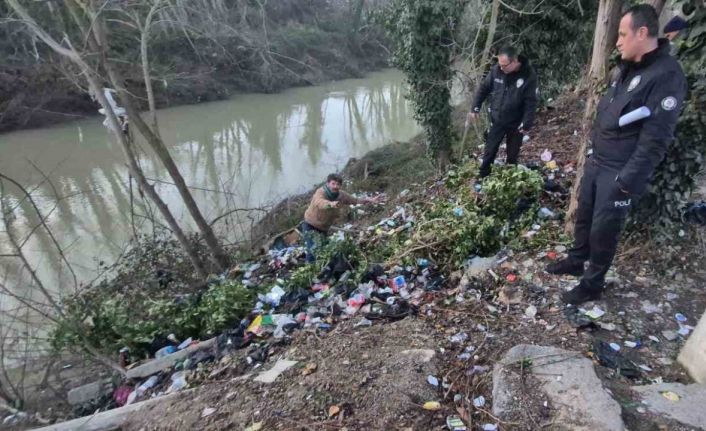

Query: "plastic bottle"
(155, 345), (177, 358)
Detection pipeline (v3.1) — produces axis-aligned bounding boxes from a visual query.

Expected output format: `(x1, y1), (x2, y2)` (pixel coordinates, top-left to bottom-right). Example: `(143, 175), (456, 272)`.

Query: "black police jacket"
(591, 39), (687, 195)
(471, 55), (538, 130)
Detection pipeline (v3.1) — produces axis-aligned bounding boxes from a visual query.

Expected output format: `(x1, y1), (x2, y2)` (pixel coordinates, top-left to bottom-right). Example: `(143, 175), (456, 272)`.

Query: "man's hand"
(467, 112), (479, 123)
(363, 195), (384, 205)
(327, 201), (340, 209)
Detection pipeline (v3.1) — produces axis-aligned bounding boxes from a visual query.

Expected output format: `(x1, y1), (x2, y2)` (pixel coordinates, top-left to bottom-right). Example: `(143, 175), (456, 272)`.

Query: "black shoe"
(562, 283), (602, 305)
(546, 259), (584, 277)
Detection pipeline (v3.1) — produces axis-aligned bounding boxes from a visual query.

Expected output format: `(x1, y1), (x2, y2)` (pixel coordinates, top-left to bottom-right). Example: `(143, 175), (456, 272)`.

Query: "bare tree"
(565, 0), (624, 233)
(6, 0), (229, 275)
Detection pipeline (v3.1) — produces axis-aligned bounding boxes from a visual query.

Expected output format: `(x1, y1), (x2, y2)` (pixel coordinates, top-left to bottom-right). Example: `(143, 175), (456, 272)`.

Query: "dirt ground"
(12, 94), (703, 431)
(118, 95), (706, 431)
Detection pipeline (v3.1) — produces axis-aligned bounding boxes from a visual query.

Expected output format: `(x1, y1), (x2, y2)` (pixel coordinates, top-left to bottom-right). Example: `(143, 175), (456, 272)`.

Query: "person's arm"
(520, 74), (539, 132)
(311, 188), (337, 209)
(617, 70), (688, 194)
(470, 68), (495, 113)
(337, 191), (360, 205)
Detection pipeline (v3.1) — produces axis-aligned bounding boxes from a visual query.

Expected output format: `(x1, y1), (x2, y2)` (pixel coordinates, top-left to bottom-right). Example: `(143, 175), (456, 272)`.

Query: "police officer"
(468, 46), (538, 178)
(546, 4), (688, 305)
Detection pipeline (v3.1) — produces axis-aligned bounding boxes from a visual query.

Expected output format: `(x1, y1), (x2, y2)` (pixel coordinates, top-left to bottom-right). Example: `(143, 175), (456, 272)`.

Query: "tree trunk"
(87, 4), (230, 272)
(481, 0), (500, 69)
(565, 0), (623, 234)
(6, 0), (210, 279)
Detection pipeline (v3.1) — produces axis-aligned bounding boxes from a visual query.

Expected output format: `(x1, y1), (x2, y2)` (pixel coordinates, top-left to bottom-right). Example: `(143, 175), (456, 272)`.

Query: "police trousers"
(568, 160), (638, 290)
(479, 123), (523, 178)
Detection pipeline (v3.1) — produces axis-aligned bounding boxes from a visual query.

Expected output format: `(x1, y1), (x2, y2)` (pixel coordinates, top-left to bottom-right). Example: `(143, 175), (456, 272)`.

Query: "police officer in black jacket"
(469, 46), (538, 178)
(547, 4), (688, 305)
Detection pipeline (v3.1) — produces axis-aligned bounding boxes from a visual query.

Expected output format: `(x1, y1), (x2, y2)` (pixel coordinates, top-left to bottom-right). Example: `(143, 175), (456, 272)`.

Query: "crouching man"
(300, 173), (381, 262)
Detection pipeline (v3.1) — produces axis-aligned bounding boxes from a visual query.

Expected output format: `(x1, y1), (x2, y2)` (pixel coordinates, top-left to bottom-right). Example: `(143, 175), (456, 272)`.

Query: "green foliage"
(53, 279), (256, 356)
(497, 1), (598, 99)
(630, 3), (706, 236)
(383, 0), (463, 157)
(416, 163), (544, 266)
(482, 166), (544, 217)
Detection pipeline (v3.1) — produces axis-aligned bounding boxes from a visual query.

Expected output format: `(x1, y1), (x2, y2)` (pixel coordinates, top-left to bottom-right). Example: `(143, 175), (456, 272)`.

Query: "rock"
(493, 344), (624, 431)
(678, 311), (706, 384)
(253, 359), (298, 384)
(632, 383), (706, 428)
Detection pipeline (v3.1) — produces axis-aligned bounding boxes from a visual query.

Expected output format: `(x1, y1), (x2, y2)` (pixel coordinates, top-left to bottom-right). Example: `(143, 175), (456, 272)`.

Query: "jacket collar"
(622, 38), (670, 71)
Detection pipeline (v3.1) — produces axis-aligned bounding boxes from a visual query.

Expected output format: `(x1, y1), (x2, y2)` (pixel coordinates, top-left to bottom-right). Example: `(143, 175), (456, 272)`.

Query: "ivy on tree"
(629, 3), (706, 236)
(384, 0), (463, 161)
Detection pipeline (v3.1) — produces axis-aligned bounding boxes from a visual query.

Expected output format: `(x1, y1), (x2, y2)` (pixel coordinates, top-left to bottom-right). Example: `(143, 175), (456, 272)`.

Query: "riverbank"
(0, 3), (389, 133)
(12, 93), (706, 430)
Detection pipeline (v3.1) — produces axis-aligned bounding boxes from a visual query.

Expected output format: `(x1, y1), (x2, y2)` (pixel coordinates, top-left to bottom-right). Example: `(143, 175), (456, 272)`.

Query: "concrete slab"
(67, 379), (112, 406)
(678, 311), (706, 384)
(632, 382), (706, 429)
(30, 392), (184, 431)
(493, 344), (624, 431)
(125, 338), (216, 379)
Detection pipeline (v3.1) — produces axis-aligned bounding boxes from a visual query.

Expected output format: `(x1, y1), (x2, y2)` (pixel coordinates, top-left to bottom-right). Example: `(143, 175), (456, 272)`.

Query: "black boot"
(546, 258), (585, 277)
(562, 282), (602, 305)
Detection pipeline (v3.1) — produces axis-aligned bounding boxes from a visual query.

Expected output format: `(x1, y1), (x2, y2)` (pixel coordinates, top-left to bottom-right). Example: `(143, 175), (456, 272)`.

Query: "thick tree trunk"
(565, 0), (623, 234)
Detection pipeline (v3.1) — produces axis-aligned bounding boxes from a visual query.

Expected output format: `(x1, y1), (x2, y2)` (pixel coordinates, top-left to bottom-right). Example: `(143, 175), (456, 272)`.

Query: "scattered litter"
(592, 340), (640, 378)
(449, 332), (468, 344)
(661, 391), (680, 402)
(244, 422), (263, 431)
(648, 335), (661, 343)
(446, 415), (467, 431)
(624, 341), (639, 349)
(355, 318), (373, 327)
(525, 305), (538, 319)
(675, 313), (687, 323)
(202, 407), (217, 418)
(427, 375), (439, 387)
(538, 207), (556, 220)
(483, 424), (499, 431)
(473, 395), (486, 407)
(167, 371), (187, 393)
(609, 343), (621, 351)
(423, 401), (441, 411)
(662, 330), (679, 341)
(302, 362), (318, 376)
(639, 364), (653, 372)
(585, 306), (605, 320)
(540, 149), (553, 162)
(328, 405), (341, 417)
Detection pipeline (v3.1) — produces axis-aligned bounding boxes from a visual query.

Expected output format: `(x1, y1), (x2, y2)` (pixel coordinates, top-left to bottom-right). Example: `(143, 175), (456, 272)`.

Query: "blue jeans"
(300, 222), (326, 263)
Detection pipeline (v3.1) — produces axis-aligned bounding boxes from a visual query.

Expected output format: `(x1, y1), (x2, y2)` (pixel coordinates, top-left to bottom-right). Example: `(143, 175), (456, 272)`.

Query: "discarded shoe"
(546, 258), (584, 276)
(562, 283), (602, 305)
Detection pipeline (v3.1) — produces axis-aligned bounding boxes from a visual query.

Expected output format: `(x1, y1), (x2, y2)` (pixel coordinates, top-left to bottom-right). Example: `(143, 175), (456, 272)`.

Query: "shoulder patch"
(516, 78), (524, 88)
(494, 78), (504, 84)
(661, 96), (677, 111)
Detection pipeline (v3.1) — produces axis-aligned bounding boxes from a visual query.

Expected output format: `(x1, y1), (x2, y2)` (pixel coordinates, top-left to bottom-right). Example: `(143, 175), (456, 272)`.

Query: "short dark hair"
(623, 4), (659, 37)
(498, 46), (518, 60)
(326, 173), (343, 184)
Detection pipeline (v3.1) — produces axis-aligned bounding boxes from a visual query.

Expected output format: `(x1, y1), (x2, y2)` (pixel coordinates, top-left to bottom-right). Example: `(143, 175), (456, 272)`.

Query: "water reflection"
(0, 69), (420, 289)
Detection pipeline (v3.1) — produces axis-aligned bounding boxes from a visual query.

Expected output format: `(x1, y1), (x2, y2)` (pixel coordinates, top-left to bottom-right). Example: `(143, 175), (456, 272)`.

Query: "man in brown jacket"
(301, 173), (380, 262)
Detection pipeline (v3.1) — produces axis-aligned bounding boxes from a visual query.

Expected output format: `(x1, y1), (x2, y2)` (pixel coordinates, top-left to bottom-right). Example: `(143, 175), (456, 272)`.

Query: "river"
(0, 69), (420, 298)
